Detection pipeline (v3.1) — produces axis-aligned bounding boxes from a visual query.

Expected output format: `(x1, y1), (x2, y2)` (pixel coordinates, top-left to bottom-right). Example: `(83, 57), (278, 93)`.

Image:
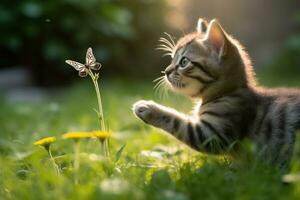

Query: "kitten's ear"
(196, 18), (208, 34)
(204, 19), (228, 57)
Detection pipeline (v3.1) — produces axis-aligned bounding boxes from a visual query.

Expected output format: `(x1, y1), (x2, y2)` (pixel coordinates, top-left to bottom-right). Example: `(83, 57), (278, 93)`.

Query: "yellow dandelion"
(33, 136), (60, 174)
(92, 131), (112, 139)
(62, 132), (91, 139)
(34, 136), (56, 147)
(91, 131), (111, 157)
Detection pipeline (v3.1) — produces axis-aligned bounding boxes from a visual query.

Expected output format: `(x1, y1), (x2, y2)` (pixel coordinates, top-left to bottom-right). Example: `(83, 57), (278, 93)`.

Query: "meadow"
(1, 75), (300, 200)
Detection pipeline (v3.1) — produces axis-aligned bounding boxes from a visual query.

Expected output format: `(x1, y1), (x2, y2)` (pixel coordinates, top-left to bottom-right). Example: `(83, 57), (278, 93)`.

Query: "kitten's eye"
(179, 57), (190, 68)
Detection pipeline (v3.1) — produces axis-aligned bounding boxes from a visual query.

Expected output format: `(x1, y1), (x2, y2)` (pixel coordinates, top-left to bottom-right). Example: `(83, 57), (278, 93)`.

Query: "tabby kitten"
(133, 18), (300, 169)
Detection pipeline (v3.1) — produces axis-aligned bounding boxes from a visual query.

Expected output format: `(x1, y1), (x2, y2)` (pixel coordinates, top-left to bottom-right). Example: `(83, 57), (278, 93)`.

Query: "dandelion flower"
(62, 132), (91, 140)
(33, 136), (59, 174)
(62, 132), (91, 184)
(34, 137), (56, 147)
(92, 131), (112, 139)
(91, 131), (111, 157)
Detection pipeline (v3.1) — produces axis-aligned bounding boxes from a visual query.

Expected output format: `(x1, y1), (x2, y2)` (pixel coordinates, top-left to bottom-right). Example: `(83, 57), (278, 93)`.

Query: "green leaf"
(115, 144), (126, 163)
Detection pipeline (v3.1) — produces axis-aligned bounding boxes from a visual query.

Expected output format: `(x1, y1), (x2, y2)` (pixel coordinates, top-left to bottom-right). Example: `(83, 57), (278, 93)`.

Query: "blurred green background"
(0, 0), (169, 86)
(0, 0), (299, 88)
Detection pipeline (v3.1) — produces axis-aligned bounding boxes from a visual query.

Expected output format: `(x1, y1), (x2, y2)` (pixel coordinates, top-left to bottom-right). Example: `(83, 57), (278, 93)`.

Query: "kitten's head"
(159, 18), (255, 101)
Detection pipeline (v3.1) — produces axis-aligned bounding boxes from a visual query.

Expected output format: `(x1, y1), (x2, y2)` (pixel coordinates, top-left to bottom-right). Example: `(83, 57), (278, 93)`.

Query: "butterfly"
(65, 47), (102, 77)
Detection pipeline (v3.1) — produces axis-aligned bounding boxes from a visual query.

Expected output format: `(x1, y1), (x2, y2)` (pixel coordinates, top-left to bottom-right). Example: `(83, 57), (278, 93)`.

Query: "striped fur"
(133, 18), (300, 170)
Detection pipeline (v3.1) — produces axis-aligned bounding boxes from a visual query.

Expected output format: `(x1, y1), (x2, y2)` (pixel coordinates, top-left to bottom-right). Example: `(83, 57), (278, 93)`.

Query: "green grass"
(1, 76), (300, 200)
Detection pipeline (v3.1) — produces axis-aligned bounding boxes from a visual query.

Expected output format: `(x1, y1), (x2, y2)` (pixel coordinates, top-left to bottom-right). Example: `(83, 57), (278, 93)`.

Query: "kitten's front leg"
(133, 100), (188, 135)
(133, 100), (231, 153)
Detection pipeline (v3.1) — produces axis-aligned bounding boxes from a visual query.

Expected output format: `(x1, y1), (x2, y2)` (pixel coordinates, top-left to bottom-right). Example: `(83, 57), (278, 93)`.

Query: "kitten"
(133, 18), (300, 170)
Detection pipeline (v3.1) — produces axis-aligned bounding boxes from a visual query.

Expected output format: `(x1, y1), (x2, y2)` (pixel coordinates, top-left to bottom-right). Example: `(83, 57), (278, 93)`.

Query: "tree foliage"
(0, 0), (169, 85)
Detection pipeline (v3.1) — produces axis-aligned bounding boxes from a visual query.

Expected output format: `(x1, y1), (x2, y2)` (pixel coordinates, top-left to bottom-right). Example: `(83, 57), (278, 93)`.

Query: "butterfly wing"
(86, 47), (96, 66)
(65, 60), (85, 71)
(89, 62), (101, 70)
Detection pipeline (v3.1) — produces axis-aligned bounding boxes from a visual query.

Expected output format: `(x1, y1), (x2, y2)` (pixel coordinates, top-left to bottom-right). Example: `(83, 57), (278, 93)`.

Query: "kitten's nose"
(165, 67), (173, 77)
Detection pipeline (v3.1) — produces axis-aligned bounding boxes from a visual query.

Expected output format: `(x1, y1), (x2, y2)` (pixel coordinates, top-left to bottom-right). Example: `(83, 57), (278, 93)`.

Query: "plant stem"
(74, 140), (80, 184)
(88, 70), (106, 131)
(46, 146), (60, 175)
(105, 139), (110, 157)
(88, 69), (110, 158)
(100, 139), (105, 155)
(99, 139), (110, 157)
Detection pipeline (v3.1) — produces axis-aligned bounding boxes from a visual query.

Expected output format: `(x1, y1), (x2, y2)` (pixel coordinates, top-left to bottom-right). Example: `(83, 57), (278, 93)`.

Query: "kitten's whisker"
(156, 45), (173, 53)
(156, 44), (173, 56)
(154, 84), (160, 97)
(154, 82), (163, 91)
(156, 48), (173, 56)
(158, 81), (165, 100)
(163, 79), (171, 100)
(157, 42), (173, 52)
(153, 76), (165, 83)
(154, 78), (165, 90)
(156, 43), (173, 49)
(158, 39), (173, 49)
(159, 38), (174, 49)
(159, 36), (174, 46)
(155, 81), (165, 92)
(159, 38), (175, 53)
(154, 76), (169, 100)
(153, 74), (171, 99)
(154, 80), (165, 99)
(164, 32), (176, 47)
(162, 52), (173, 57)
(161, 80), (168, 100)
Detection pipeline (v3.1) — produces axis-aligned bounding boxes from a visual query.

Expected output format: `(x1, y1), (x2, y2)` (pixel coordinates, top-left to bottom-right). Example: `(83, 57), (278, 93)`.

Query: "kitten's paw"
(133, 100), (158, 124)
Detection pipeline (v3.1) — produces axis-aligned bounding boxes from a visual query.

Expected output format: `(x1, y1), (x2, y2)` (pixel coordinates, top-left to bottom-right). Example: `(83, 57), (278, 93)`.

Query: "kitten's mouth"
(167, 78), (186, 88)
